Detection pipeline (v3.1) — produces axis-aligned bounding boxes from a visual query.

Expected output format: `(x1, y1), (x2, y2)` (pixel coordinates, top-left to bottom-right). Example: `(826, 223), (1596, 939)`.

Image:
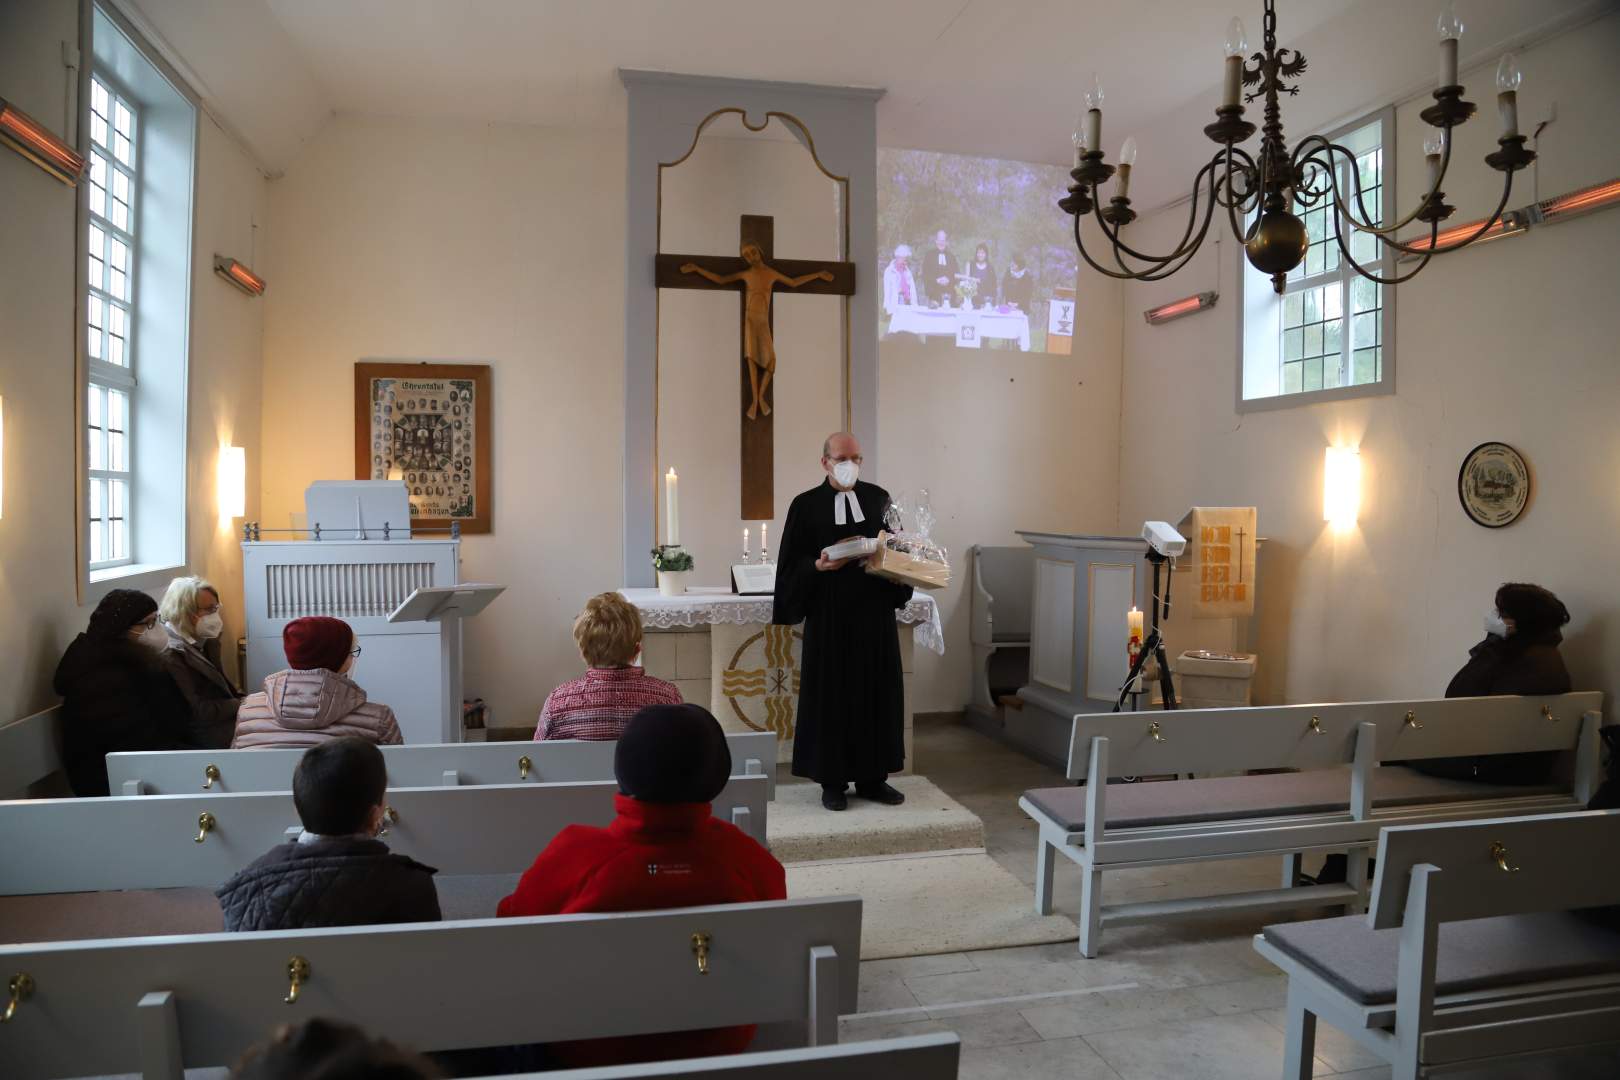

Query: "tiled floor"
(783, 718), (1620, 1080)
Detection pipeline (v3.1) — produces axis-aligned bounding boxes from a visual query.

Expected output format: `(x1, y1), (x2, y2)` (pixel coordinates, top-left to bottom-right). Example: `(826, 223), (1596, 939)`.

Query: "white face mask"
(194, 612), (225, 640)
(1484, 609), (1510, 639)
(830, 460), (859, 489)
(135, 624), (168, 651)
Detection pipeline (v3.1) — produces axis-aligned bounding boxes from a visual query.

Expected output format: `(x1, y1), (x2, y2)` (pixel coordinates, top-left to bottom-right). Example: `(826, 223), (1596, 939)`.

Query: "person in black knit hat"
(54, 588), (192, 795)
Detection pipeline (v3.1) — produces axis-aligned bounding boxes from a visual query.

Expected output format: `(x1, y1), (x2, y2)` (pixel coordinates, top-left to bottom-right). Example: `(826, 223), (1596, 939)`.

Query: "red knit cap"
(283, 616), (354, 673)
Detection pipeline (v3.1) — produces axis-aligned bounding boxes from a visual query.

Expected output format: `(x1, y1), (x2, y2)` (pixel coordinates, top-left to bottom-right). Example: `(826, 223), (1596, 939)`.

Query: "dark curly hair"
(1494, 583), (1570, 638)
(231, 1017), (441, 1080)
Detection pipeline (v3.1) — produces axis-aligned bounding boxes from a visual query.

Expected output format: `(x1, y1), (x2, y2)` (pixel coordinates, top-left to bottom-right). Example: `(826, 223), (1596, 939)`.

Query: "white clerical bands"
(833, 491), (865, 526)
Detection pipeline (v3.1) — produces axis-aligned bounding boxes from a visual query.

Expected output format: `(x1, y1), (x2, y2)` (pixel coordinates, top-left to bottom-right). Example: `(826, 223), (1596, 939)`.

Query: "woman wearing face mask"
(53, 589), (191, 795)
(157, 576), (243, 749)
(232, 616), (403, 749)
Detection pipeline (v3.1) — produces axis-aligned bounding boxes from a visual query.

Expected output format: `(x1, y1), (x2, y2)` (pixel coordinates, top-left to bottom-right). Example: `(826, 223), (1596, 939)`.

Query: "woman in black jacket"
(54, 589), (192, 796)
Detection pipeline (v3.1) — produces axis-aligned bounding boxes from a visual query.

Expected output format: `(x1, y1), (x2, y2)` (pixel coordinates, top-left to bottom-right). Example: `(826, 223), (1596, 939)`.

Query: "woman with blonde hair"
(534, 592), (681, 741)
(157, 575), (242, 748)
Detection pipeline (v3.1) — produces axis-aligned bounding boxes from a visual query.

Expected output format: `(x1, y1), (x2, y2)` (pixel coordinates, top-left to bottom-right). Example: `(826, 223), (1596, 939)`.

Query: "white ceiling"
(123, 0), (1606, 205)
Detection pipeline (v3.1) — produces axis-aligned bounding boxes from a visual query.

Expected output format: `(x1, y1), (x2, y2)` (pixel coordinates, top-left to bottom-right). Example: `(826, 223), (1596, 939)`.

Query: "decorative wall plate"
(1458, 442), (1530, 528)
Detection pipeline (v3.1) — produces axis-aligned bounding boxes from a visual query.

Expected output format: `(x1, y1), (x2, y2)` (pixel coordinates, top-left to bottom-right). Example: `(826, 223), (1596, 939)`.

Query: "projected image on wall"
(878, 148), (1080, 355)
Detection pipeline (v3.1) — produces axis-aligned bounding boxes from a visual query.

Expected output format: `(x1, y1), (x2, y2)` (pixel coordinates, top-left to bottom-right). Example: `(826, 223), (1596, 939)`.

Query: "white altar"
(623, 587), (943, 768)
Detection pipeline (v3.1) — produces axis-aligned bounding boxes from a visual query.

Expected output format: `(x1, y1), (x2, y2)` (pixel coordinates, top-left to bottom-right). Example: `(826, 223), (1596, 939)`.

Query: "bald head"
(822, 432), (863, 490)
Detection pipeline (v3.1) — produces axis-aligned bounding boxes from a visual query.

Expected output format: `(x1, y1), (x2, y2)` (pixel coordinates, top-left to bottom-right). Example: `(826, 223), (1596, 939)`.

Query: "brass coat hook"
(1148, 721), (1167, 743)
(203, 763), (221, 789)
(3, 973), (34, 1023)
(195, 811), (216, 843)
(1308, 716), (1325, 734)
(285, 956), (311, 1004)
(1541, 704), (1558, 723)
(378, 806), (399, 836)
(1489, 841), (1521, 873)
(1404, 710), (1423, 730)
(519, 755), (533, 780)
(691, 932), (711, 975)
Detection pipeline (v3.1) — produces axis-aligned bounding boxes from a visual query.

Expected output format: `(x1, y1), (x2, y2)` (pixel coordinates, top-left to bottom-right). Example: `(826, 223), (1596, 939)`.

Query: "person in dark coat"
(923, 229), (959, 306)
(157, 575), (242, 748)
(1002, 253), (1034, 313)
(773, 432), (913, 811)
(967, 243), (997, 308)
(217, 737), (440, 931)
(54, 589), (192, 796)
(1425, 582), (1573, 783)
(498, 704), (785, 1068)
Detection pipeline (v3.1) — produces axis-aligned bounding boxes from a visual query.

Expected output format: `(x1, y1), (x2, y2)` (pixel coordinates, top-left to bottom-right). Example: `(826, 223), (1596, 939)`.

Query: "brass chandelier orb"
(1060, 0), (1536, 293)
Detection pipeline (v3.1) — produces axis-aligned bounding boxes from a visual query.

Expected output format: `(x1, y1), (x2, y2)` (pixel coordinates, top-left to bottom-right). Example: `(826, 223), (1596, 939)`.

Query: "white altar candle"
(743, 527), (750, 561)
(1127, 606), (1144, 652)
(665, 468), (680, 546)
(760, 521), (768, 561)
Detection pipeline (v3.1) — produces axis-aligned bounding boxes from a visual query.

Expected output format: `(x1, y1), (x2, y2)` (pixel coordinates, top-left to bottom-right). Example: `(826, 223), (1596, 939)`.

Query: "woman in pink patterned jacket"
(535, 592), (682, 741)
(233, 617), (403, 749)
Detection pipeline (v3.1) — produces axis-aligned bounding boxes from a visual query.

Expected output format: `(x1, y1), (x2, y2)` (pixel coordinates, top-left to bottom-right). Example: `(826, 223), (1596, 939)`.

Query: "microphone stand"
(1114, 547), (1179, 712)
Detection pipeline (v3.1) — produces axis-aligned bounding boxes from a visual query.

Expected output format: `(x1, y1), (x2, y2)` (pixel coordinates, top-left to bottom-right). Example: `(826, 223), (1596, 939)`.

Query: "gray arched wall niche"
(619, 69), (884, 586)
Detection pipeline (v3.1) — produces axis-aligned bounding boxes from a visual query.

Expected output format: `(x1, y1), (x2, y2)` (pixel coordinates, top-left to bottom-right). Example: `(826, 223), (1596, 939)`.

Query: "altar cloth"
(621, 586), (944, 656)
(885, 305), (1032, 350)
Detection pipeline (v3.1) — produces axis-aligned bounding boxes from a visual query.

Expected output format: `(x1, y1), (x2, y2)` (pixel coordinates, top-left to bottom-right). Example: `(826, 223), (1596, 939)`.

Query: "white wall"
(260, 117), (628, 727)
(0, 0), (267, 723)
(1116, 17), (1620, 708)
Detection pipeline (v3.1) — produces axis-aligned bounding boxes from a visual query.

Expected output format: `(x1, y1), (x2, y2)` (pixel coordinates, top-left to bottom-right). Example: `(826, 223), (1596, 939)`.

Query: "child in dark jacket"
(217, 737), (440, 931)
(498, 703), (786, 1068)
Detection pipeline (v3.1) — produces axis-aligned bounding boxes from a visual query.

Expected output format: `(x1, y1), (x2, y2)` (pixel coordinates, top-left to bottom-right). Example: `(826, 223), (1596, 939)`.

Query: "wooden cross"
(656, 214), (855, 520)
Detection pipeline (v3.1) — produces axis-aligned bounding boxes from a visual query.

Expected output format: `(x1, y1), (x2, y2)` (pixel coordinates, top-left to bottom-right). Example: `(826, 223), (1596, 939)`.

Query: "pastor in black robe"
(772, 479), (913, 787)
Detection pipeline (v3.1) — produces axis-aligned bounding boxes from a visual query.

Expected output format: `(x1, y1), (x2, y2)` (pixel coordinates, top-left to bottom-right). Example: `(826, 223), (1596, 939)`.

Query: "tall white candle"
(664, 468), (680, 546)
(1440, 38), (1458, 88)
(743, 527), (750, 561)
(1222, 56), (1242, 108)
(1084, 109), (1101, 160)
(761, 521), (768, 560)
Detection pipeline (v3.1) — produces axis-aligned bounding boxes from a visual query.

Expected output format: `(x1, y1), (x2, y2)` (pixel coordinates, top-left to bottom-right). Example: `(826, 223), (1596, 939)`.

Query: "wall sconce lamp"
(1324, 446), (1361, 528)
(1143, 291), (1218, 325)
(0, 96), (87, 185)
(213, 255), (266, 297)
(218, 445), (245, 523)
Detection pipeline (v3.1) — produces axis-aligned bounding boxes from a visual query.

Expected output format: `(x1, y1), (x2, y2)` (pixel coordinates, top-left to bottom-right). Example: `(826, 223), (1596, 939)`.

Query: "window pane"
(1304, 359), (1324, 392)
(89, 477), (104, 519)
(1350, 228), (1378, 265)
(1283, 327), (1302, 362)
(1282, 292), (1302, 327)
(110, 478), (126, 518)
(109, 303), (125, 338)
(1303, 289), (1320, 324)
(1282, 362), (1302, 394)
(1305, 243), (1324, 276)
(87, 321), (103, 359)
(110, 238), (127, 272)
(90, 180), (105, 217)
(1351, 277), (1378, 314)
(1352, 311), (1378, 348)
(109, 388), (127, 433)
(1324, 318), (1343, 356)
(112, 170), (129, 202)
(88, 384), (101, 427)
(1303, 323), (1323, 358)
(109, 332), (125, 366)
(90, 151), (106, 188)
(88, 295), (103, 329)
(114, 132), (131, 165)
(1323, 284), (1343, 320)
(1325, 358), (1343, 389)
(1324, 241), (1340, 271)
(112, 518), (128, 561)
(90, 111), (107, 148)
(90, 520), (106, 564)
(110, 268), (126, 301)
(91, 79), (108, 117)
(1353, 347), (1379, 385)
(112, 196), (129, 231)
(114, 101), (132, 137)
(88, 424), (105, 470)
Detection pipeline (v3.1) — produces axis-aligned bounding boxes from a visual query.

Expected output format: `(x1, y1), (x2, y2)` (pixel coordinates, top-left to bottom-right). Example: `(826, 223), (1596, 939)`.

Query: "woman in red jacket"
(497, 703), (786, 1067)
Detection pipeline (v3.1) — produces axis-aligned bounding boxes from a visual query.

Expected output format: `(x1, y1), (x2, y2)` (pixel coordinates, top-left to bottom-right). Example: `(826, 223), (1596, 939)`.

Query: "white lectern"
(389, 585), (505, 743)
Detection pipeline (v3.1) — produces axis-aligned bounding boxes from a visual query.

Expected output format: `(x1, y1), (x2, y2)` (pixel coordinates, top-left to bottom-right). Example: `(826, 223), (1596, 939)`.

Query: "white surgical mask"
(830, 460), (859, 488)
(137, 624), (168, 651)
(195, 612), (224, 640)
(1483, 609), (1510, 639)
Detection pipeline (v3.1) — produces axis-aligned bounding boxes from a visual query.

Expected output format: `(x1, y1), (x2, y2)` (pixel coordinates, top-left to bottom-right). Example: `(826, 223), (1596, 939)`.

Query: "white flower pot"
(657, 570), (689, 597)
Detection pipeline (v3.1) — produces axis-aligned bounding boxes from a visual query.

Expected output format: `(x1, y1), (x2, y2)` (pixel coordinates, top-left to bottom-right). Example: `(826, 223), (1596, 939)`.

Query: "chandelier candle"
(1424, 135), (1445, 189)
(1437, 3), (1462, 87)
(1083, 74), (1103, 156)
(1223, 17), (1249, 107)
(1496, 54), (1522, 139)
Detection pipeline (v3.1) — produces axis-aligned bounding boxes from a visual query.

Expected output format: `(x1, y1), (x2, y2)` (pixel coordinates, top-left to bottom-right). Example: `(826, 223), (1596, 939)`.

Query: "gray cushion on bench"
(1262, 910), (1620, 1006)
(1023, 766), (1563, 832)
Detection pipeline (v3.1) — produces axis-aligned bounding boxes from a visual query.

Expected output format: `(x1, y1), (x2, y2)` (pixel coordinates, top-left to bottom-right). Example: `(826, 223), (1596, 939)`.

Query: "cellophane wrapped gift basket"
(865, 490), (951, 590)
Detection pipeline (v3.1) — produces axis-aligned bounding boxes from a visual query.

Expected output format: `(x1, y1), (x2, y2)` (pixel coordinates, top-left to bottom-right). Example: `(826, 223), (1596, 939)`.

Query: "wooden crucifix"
(656, 214), (855, 520)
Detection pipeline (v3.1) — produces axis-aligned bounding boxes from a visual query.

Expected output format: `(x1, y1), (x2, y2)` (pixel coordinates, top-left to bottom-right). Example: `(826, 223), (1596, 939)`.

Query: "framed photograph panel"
(354, 362), (492, 534)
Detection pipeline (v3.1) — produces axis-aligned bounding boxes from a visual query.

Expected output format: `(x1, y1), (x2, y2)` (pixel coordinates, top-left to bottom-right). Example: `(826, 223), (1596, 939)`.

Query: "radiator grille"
(264, 562), (434, 619)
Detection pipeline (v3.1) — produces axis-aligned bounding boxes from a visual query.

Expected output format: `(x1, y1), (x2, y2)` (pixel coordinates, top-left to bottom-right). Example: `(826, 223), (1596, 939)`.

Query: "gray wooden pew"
(108, 729), (779, 799)
(0, 774), (767, 896)
(0, 896), (862, 1078)
(1255, 811), (1620, 1080)
(510, 1033), (961, 1080)
(0, 705), (62, 799)
(1021, 693), (1605, 956)
(966, 545), (1033, 721)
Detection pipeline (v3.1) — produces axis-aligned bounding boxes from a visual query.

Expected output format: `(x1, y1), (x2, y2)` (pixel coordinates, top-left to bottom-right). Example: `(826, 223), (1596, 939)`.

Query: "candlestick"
(664, 467), (680, 547)
(743, 527), (750, 564)
(1222, 56), (1242, 108)
(1127, 605), (1144, 667)
(760, 521), (769, 563)
(1437, 3), (1462, 87)
(1496, 53), (1522, 139)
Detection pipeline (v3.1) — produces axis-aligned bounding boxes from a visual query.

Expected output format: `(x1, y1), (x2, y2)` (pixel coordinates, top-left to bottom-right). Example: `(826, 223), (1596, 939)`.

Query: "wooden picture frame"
(354, 362), (492, 534)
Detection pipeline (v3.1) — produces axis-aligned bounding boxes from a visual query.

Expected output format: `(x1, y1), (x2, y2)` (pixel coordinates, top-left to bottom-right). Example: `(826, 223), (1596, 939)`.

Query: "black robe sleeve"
(772, 492), (817, 626)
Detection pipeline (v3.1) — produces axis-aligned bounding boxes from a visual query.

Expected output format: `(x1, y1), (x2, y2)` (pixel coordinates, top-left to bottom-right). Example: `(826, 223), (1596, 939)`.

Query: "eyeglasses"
(827, 455), (864, 465)
(350, 646), (363, 658)
(197, 602), (221, 616)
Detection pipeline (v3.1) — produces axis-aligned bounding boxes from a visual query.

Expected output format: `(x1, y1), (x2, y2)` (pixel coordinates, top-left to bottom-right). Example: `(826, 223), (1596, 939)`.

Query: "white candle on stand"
(743, 527), (750, 562)
(664, 468), (680, 546)
(761, 521), (768, 561)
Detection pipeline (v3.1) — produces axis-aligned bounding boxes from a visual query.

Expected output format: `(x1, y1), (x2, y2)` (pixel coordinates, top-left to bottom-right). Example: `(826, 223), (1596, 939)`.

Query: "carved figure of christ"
(655, 215), (856, 520)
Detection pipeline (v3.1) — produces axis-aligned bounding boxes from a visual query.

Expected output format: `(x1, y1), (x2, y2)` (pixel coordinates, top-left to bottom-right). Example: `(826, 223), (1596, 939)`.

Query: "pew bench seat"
(1023, 766), (1564, 832)
(1261, 910), (1620, 1007)
(0, 872), (526, 944)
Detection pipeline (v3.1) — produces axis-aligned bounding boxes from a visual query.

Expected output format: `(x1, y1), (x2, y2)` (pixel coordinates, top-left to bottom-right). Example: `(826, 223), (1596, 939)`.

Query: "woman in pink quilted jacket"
(233, 617), (403, 749)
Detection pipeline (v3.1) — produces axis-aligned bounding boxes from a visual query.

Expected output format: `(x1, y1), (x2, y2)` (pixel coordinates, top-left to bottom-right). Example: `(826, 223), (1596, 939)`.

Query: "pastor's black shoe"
(854, 781), (906, 806)
(821, 785), (849, 811)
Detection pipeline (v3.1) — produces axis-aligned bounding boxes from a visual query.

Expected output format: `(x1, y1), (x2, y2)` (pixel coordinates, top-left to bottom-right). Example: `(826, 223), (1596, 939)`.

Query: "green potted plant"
(651, 545), (694, 597)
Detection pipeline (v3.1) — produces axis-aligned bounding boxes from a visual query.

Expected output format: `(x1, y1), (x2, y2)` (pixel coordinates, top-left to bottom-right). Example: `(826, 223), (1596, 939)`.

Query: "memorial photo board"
(355, 362), (493, 534)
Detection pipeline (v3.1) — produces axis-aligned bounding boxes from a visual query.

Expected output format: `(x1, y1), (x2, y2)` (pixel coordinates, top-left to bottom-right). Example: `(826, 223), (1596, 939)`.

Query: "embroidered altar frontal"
(622, 588), (942, 767)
